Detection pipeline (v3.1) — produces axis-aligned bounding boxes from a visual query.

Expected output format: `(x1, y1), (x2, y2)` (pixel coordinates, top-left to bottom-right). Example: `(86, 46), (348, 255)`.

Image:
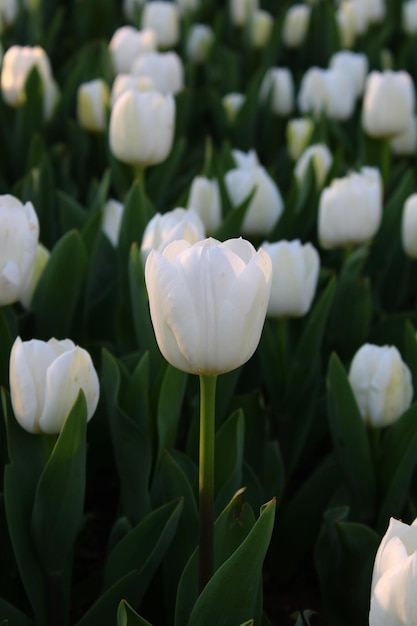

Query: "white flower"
(222, 92), (245, 121)
(108, 26), (157, 75)
(141, 1), (180, 49)
(294, 143), (333, 189)
(145, 237), (272, 375)
(282, 4), (311, 48)
(9, 337), (100, 434)
(229, 0), (259, 27)
(102, 199), (124, 247)
(260, 67), (294, 116)
(286, 117), (315, 161)
(403, 0), (417, 35)
(186, 176), (222, 234)
(298, 66), (357, 121)
(186, 24), (214, 64)
(329, 50), (369, 98)
(362, 70), (415, 138)
(391, 115), (417, 156)
(131, 51), (184, 95)
(77, 78), (110, 133)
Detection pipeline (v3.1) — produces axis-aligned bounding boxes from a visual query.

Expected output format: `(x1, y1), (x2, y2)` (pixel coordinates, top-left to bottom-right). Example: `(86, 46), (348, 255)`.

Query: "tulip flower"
(108, 26), (157, 75)
(229, 0), (259, 28)
(298, 66), (356, 121)
(329, 50), (368, 99)
(222, 92), (245, 122)
(403, 0), (417, 35)
(186, 24), (214, 64)
(110, 74), (157, 106)
(250, 10), (273, 49)
(140, 207), (206, 263)
(317, 166), (382, 249)
(141, 1), (180, 49)
(401, 193), (417, 259)
(9, 337), (100, 434)
(391, 115), (417, 156)
(348, 343), (413, 428)
(102, 198), (124, 247)
(370, 516), (417, 625)
(77, 78), (110, 133)
(186, 176), (222, 234)
(109, 88), (175, 168)
(282, 4), (311, 48)
(131, 51), (184, 95)
(286, 117), (314, 161)
(20, 243), (50, 310)
(294, 143), (333, 189)
(1, 44), (58, 119)
(259, 67), (295, 117)
(0, 194), (39, 306)
(224, 149), (284, 237)
(362, 70), (415, 138)
(261, 240), (320, 318)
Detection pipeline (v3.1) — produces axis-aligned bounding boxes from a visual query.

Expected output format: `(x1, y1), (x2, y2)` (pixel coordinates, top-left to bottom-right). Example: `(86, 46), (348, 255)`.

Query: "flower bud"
(261, 239), (320, 318)
(102, 198), (124, 247)
(401, 193), (417, 258)
(250, 10), (273, 48)
(294, 143), (333, 189)
(131, 51), (184, 95)
(224, 149), (284, 236)
(390, 115), (417, 156)
(1, 44), (58, 119)
(336, 2), (356, 48)
(329, 50), (368, 98)
(282, 4), (311, 48)
(362, 70), (415, 138)
(0, 194), (39, 305)
(145, 237), (272, 375)
(140, 207), (205, 263)
(186, 176), (222, 234)
(318, 166), (382, 249)
(141, 1), (180, 49)
(109, 89), (175, 167)
(370, 516), (417, 626)
(298, 66), (356, 121)
(20, 243), (50, 310)
(229, 0), (259, 28)
(111, 74), (157, 106)
(77, 78), (110, 133)
(186, 24), (214, 64)
(348, 343), (413, 428)
(9, 337), (100, 434)
(108, 26), (157, 75)
(259, 67), (294, 116)
(403, 0), (417, 35)
(286, 117), (314, 161)
(222, 92), (245, 122)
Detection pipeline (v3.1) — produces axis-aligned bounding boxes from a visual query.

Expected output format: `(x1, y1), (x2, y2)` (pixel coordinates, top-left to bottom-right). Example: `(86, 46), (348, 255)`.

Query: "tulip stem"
(198, 373), (217, 593)
(275, 317), (288, 393)
(134, 166), (145, 190)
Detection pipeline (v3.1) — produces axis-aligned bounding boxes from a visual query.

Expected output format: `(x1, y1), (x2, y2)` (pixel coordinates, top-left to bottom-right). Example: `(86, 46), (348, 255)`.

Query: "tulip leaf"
(12, 66), (44, 175)
(58, 191), (89, 232)
(2, 389), (48, 625)
(128, 243), (162, 375)
(117, 180), (154, 268)
(31, 391), (87, 576)
(0, 598), (35, 626)
(30, 229), (88, 339)
(377, 403), (417, 531)
(326, 353), (376, 520)
(155, 363), (188, 463)
(103, 498), (183, 601)
(315, 508), (379, 626)
(273, 454), (342, 583)
(175, 489), (256, 626)
(214, 409), (245, 515)
(117, 600), (153, 626)
(102, 349), (152, 523)
(0, 307), (15, 389)
(187, 498), (276, 626)
(146, 137), (187, 212)
(404, 320), (417, 400)
(213, 187), (255, 241)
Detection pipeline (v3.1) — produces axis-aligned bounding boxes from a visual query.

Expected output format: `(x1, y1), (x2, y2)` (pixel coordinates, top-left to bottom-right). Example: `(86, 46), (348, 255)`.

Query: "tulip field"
(3, 0), (417, 624)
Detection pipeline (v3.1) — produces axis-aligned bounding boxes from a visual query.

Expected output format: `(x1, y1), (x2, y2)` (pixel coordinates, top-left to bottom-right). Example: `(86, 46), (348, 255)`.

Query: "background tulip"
(328, 50), (368, 99)
(401, 193), (417, 258)
(19, 243), (50, 310)
(260, 67), (295, 117)
(108, 26), (157, 75)
(362, 70), (415, 138)
(250, 10), (273, 49)
(140, 207), (206, 263)
(109, 88), (175, 167)
(282, 4), (311, 48)
(370, 516), (417, 625)
(318, 166), (382, 249)
(145, 237), (272, 375)
(298, 66), (356, 121)
(102, 198), (124, 247)
(229, 0), (259, 28)
(131, 51), (184, 95)
(261, 239), (320, 318)
(286, 117), (314, 161)
(348, 343), (413, 428)
(186, 176), (222, 234)
(186, 24), (214, 64)
(294, 143), (333, 189)
(77, 78), (110, 133)
(141, 2), (180, 49)
(0, 194), (39, 306)
(9, 337), (100, 434)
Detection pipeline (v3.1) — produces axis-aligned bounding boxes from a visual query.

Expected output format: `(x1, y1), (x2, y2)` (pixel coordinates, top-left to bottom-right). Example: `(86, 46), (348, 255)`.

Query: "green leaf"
(155, 363), (188, 463)
(102, 349), (152, 523)
(213, 187), (254, 241)
(175, 488), (256, 626)
(2, 389), (47, 624)
(404, 321), (417, 400)
(326, 353), (376, 520)
(31, 391), (87, 574)
(214, 409), (245, 515)
(187, 498), (276, 626)
(30, 230), (88, 339)
(315, 508), (379, 626)
(0, 306), (15, 389)
(117, 600), (153, 626)
(103, 498), (183, 604)
(377, 403), (417, 531)
(0, 599), (34, 626)
(117, 180), (154, 268)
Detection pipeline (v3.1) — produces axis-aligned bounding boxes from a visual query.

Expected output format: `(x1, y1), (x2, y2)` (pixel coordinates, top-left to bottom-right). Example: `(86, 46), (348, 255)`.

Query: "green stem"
(198, 374), (217, 593)
(275, 317), (288, 395)
(134, 165), (145, 191)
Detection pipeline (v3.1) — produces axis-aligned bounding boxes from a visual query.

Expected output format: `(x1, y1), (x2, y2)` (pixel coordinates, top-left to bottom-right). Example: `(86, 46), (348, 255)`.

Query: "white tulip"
(145, 237), (272, 375)
(260, 67), (295, 117)
(224, 149), (284, 237)
(370, 516), (417, 625)
(186, 176), (222, 234)
(229, 0), (259, 27)
(186, 24), (214, 64)
(403, 0), (417, 35)
(141, 2), (180, 49)
(286, 117), (314, 161)
(329, 50), (369, 98)
(108, 26), (157, 75)
(140, 207), (205, 263)
(348, 343), (413, 428)
(261, 240), (320, 318)
(401, 193), (417, 258)
(282, 4), (311, 48)
(102, 199), (124, 247)
(294, 143), (333, 189)
(20, 243), (50, 310)
(222, 92), (245, 122)
(77, 78), (110, 133)
(391, 115), (417, 156)
(9, 337), (100, 434)
(0, 194), (39, 305)
(318, 167), (382, 249)
(131, 51), (184, 95)
(109, 88), (175, 167)
(250, 9), (274, 48)
(298, 66), (357, 121)
(110, 73), (157, 106)
(362, 70), (415, 138)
